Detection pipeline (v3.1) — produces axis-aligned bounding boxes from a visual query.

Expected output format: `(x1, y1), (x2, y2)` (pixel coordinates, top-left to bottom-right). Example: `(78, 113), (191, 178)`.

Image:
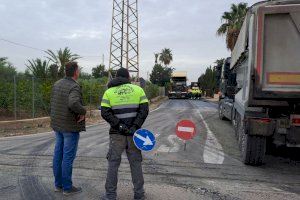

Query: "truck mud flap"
(247, 118), (274, 136)
(238, 115), (266, 165)
(286, 126), (300, 147)
(236, 114), (267, 165)
(241, 134), (266, 166)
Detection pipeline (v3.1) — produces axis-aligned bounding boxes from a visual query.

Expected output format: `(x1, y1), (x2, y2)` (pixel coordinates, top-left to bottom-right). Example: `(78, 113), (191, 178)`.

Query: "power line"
(0, 38), (103, 58)
(0, 38), (44, 52)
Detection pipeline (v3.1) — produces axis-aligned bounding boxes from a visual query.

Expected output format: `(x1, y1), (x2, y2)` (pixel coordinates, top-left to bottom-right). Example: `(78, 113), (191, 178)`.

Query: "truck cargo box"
(254, 3), (300, 99)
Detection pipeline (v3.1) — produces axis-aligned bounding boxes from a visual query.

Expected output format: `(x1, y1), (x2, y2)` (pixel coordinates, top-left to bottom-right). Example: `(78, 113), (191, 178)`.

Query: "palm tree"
(48, 64), (59, 80)
(159, 48), (173, 66)
(154, 53), (160, 64)
(217, 3), (248, 51)
(26, 59), (49, 79)
(45, 47), (81, 78)
(215, 58), (225, 67)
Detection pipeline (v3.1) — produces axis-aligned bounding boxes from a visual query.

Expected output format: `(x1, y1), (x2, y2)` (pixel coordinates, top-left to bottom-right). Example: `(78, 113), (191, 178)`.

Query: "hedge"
(0, 77), (160, 120)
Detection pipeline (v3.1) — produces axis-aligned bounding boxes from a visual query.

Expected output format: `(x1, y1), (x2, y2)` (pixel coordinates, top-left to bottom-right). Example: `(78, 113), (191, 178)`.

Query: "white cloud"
(62, 30), (103, 40)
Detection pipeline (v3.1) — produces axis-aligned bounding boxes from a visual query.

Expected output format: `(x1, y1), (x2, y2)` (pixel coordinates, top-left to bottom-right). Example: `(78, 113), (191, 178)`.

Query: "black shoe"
(63, 186), (82, 196)
(101, 194), (116, 200)
(134, 197), (145, 200)
(54, 186), (63, 192)
(134, 195), (145, 200)
(101, 196), (114, 200)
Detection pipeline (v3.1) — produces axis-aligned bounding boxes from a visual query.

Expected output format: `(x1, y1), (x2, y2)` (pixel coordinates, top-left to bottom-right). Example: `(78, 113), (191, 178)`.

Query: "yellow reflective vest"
(101, 83), (149, 120)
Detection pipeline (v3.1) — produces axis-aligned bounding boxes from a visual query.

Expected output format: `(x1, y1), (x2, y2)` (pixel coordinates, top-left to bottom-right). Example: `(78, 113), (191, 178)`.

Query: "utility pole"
(108, 0), (140, 81)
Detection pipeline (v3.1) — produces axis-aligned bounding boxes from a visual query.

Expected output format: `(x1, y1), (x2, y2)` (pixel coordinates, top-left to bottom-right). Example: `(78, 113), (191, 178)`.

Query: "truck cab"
(168, 72), (188, 99)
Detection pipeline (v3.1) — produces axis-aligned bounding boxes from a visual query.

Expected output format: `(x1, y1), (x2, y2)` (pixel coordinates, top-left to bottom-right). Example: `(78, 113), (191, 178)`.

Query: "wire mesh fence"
(0, 76), (107, 121)
(0, 76), (162, 121)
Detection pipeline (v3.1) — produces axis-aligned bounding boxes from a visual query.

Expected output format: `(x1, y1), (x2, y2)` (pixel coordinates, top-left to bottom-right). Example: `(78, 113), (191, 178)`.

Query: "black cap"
(116, 67), (130, 79)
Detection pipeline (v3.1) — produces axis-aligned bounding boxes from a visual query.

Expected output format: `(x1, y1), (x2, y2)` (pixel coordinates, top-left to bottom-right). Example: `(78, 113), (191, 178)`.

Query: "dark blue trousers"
(53, 132), (80, 191)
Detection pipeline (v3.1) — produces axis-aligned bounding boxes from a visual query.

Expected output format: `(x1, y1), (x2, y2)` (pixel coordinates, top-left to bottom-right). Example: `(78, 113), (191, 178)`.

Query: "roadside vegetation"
(150, 48), (174, 87)
(1, 2), (249, 119)
(0, 47), (161, 120)
(198, 2), (248, 97)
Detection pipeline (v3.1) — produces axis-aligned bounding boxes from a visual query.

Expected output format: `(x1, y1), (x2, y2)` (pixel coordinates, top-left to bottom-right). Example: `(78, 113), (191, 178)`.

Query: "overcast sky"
(0, 0), (259, 82)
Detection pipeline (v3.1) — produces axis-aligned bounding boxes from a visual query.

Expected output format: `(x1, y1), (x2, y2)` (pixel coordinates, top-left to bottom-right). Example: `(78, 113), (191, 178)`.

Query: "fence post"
(32, 77), (35, 119)
(14, 75), (17, 120)
(89, 87), (92, 118)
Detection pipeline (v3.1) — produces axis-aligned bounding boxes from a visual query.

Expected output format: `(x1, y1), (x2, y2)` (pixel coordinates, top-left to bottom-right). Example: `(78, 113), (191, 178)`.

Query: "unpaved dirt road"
(0, 100), (299, 200)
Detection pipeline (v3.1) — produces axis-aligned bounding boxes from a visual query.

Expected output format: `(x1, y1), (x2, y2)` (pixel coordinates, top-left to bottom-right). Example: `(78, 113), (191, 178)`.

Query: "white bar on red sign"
(178, 126), (194, 133)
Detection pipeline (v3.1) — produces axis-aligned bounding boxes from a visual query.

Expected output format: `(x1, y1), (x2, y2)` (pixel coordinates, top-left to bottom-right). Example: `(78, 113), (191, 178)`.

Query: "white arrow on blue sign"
(133, 129), (156, 152)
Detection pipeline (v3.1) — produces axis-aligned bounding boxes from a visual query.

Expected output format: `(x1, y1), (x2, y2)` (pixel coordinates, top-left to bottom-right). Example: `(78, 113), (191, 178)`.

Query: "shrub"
(144, 82), (159, 100)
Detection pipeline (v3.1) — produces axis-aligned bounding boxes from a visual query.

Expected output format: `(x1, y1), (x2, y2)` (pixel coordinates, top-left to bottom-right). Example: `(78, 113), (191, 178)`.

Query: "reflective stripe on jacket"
(101, 80), (149, 135)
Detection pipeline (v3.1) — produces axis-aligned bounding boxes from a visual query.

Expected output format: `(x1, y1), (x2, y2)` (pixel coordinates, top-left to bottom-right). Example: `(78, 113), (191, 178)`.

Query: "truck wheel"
(236, 114), (243, 148)
(239, 117), (266, 165)
(232, 110), (239, 139)
(219, 104), (226, 120)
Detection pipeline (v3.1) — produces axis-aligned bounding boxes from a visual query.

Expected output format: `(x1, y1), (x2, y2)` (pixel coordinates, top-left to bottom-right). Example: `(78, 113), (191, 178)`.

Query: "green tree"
(0, 58), (16, 111)
(79, 72), (92, 80)
(0, 57), (16, 79)
(144, 81), (159, 99)
(214, 58), (225, 90)
(48, 64), (59, 80)
(154, 53), (159, 64)
(150, 64), (173, 86)
(26, 58), (49, 79)
(92, 64), (108, 78)
(198, 66), (217, 97)
(159, 48), (173, 66)
(215, 58), (225, 67)
(46, 47), (81, 78)
(217, 3), (248, 51)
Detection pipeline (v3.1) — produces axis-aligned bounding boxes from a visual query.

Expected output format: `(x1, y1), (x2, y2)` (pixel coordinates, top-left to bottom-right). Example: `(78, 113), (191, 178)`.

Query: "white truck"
(168, 71), (188, 99)
(218, 0), (300, 165)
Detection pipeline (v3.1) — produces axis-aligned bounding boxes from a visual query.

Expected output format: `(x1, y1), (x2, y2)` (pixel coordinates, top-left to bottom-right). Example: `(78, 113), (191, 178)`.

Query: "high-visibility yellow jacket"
(101, 78), (149, 135)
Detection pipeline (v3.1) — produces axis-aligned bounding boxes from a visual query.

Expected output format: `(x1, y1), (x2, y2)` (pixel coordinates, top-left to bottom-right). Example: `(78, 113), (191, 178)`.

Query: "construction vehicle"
(188, 82), (202, 99)
(168, 71), (188, 99)
(218, 0), (300, 165)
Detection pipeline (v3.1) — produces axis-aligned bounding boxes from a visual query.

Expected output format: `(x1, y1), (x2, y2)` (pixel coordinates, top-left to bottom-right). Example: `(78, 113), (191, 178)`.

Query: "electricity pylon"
(108, 0), (140, 81)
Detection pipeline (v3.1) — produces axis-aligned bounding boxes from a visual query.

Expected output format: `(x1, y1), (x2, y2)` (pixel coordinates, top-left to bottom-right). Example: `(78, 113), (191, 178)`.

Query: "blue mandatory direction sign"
(133, 129), (156, 152)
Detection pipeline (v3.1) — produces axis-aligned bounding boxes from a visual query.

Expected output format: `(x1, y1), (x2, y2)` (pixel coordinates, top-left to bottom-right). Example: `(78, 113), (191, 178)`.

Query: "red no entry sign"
(176, 120), (196, 140)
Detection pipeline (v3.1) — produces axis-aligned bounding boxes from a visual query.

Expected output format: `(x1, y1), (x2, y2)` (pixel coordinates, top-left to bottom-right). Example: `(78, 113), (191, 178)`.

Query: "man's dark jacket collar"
(108, 77), (130, 88)
(65, 77), (79, 85)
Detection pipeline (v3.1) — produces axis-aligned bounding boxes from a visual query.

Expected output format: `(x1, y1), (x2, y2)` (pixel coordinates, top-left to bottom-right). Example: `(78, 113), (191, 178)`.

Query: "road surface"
(0, 100), (299, 200)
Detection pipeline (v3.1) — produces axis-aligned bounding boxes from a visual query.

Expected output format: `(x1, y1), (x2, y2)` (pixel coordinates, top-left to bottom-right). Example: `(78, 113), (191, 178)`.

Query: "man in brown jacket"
(50, 62), (86, 195)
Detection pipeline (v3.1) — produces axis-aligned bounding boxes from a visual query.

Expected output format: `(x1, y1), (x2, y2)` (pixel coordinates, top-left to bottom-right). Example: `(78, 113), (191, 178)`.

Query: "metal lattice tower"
(108, 0), (140, 80)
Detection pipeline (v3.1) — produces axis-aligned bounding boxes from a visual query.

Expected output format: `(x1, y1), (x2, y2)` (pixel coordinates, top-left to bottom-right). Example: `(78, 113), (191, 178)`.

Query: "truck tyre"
(238, 116), (266, 165)
(232, 110), (238, 139)
(219, 103), (226, 120)
(236, 113), (243, 148)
